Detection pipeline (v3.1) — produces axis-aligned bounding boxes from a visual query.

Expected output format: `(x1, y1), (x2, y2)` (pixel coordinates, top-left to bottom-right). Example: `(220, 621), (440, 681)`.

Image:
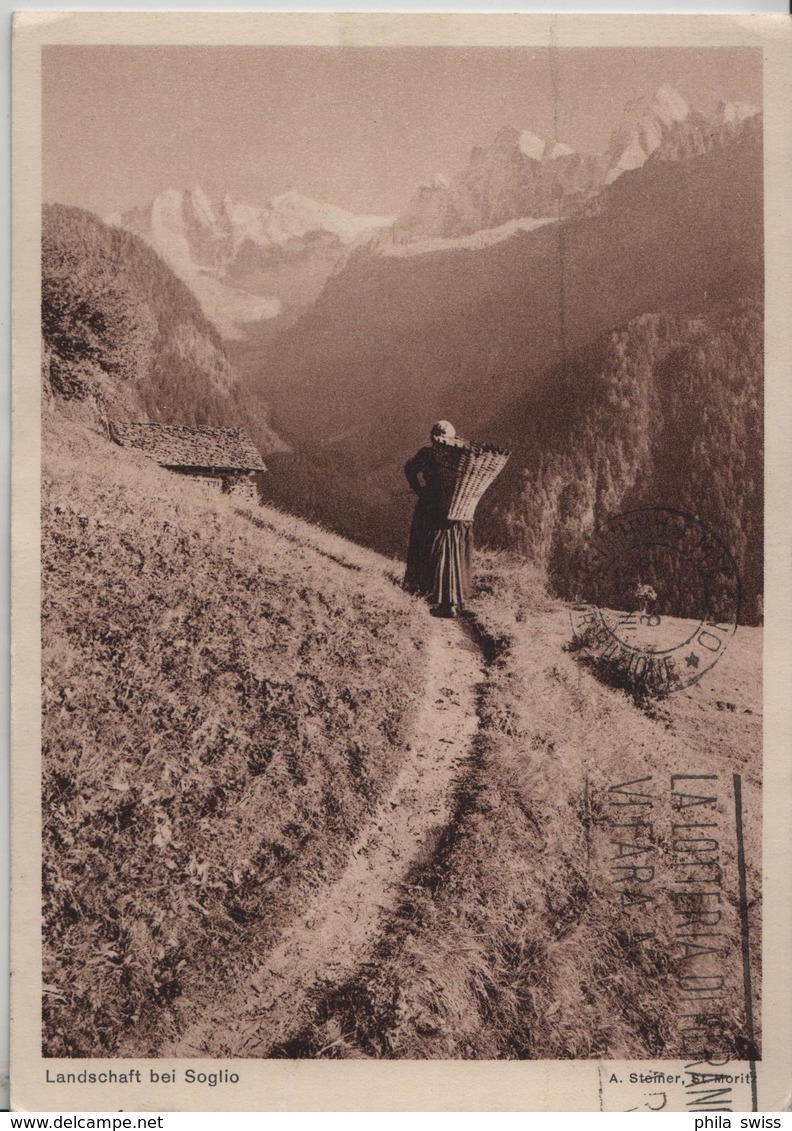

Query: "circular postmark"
(570, 508), (741, 695)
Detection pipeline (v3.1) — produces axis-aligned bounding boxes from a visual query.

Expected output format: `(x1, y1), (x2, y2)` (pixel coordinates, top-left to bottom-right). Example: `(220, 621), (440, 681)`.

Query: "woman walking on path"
(404, 420), (473, 618)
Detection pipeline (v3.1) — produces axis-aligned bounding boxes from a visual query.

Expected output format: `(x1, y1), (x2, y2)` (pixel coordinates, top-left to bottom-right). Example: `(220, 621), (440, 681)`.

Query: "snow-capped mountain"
(107, 85), (760, 333)
(392, 84), (760, 244)
(606, 84), (760, 183)
(605, 82), (691, 183)
(393, 126), (606, 242)
(246, 81), (761, 450)
(717, 99), (761, 126)
(109, 188), (393, 338)
(220, 190), (393, 248)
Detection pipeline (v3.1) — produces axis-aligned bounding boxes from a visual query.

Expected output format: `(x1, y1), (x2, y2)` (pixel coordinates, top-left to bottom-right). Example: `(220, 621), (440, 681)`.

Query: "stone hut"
(109, 422), (266, 501)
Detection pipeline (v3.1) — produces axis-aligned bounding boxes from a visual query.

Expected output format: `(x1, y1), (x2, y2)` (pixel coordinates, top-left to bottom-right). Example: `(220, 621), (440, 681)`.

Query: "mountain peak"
(111, 185), (393, 339)
(606, 83), (691, 183)
(717, 99), (760, 125)
(545, 140), (575, 161)
(518, 130), (547, 161)
(490, 127), (575, 163)
(491, 127), (548, 161)
(271, 189), (312, 210)
(651, 83), (689, 126)
(184, 185), (216, 228)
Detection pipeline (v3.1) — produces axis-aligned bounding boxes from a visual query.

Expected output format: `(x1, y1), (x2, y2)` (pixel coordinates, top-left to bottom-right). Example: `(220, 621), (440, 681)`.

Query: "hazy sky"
(43, 46), (762, 218)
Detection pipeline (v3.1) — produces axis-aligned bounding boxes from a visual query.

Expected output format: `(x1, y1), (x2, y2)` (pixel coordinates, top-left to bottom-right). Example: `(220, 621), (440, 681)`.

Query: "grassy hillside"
(41, 422), (761, 1062)
(261, 446), (413, 560)
(42, 204), (285, 455)
(276, 553), (761, 1060)
(42, 419), (426, 1057)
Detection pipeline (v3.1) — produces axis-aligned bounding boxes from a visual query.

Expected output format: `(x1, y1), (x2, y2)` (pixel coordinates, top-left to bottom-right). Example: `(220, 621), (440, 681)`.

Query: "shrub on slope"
(42, 204), (284, 454)
(42, 420), (425, 1056)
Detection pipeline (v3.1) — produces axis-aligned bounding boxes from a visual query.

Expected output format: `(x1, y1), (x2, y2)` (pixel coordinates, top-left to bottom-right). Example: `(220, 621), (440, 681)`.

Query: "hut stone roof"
(109, 422), (267, 472)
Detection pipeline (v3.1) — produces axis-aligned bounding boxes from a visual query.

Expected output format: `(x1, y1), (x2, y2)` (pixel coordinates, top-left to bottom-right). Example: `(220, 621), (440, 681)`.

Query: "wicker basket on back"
(433, 437), (511, 522)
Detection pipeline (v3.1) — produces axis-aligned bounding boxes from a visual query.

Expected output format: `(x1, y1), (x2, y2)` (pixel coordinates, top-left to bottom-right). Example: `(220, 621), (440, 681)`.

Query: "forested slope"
(42, 204), (285, 455)
(478, 302), (763, 621)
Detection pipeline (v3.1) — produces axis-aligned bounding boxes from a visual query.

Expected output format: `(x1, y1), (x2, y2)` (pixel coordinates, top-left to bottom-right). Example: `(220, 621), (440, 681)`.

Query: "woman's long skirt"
(430, 520), (473, 610)
(405, 503), (473, 610)
(404, 499), (441, 596)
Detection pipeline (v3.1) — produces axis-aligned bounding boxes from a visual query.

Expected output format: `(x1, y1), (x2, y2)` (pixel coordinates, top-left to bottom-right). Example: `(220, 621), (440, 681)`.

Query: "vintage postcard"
(11, 12), (792, 1113)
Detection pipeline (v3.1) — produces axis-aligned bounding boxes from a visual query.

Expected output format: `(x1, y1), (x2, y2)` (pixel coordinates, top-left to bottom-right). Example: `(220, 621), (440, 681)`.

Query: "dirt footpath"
(168, 615), (485, 1057)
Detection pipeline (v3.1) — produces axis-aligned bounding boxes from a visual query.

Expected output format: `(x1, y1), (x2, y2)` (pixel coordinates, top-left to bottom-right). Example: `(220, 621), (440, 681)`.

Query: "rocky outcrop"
(393, 127), (606, 242)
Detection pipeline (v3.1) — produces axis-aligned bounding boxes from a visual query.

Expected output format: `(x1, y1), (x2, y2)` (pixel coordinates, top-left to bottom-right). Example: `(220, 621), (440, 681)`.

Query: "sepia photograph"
(11, 12), (792, 1113)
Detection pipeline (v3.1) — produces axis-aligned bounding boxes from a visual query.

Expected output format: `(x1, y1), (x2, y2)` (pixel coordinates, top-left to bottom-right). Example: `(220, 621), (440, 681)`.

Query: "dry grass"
(42, 442), (761, 1062)
(279, 550), (761, 1060)
(42, 418), (427, 1057)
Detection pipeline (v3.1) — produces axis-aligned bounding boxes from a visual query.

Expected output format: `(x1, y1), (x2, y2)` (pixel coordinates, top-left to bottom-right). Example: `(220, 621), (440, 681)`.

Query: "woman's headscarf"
(431, 420), (456, 442)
